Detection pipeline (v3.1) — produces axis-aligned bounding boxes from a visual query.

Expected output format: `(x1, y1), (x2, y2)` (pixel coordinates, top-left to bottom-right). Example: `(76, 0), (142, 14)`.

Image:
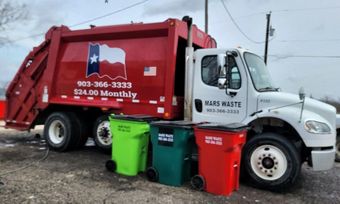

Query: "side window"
(201, 55), (218, 87)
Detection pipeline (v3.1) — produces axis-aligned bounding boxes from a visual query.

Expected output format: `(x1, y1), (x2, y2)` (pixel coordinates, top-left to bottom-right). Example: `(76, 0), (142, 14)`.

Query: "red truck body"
(5, 19), (216, 130)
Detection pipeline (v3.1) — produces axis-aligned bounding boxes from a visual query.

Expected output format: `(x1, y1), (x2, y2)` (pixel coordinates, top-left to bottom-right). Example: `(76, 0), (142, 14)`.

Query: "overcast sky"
(1, 0), (340, 100)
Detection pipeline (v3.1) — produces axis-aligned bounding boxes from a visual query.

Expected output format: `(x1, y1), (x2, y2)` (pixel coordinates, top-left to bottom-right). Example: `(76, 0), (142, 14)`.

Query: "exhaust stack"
(183, 16), (194, 121)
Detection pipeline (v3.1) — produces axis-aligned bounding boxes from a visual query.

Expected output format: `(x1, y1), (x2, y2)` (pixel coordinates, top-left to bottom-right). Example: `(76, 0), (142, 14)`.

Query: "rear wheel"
(93, 115), (112, 152)
(76, 116), (90, 148)
(242, 133), (301, 191)
(44, 112), (81, 152)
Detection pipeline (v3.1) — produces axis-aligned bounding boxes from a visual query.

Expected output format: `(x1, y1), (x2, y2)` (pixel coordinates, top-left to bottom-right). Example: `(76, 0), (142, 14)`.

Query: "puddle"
(4, 144), (15, 147)
(0, 138), (46, 149)
(0, 140), (17, 148)
(85, 138), (95, 147)
(26, 141), (38, 144)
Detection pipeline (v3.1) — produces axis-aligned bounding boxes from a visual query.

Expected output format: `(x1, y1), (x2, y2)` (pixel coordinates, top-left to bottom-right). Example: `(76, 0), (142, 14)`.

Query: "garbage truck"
(4, 17), (336, 190)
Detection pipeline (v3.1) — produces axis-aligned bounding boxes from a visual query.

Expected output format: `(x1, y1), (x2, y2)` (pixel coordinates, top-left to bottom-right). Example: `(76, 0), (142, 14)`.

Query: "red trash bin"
(192, 123), (248, 196)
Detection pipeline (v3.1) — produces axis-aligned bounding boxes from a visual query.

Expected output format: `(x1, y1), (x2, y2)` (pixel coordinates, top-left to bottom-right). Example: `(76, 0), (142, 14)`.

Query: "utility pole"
(205, 0), (208, 33)
(264, 11), (271, 64)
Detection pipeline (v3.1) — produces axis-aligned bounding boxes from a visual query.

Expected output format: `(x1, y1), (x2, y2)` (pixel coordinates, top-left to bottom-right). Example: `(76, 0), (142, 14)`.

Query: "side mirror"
(299, 87), (305, 101)
(225, 51), (240, 97)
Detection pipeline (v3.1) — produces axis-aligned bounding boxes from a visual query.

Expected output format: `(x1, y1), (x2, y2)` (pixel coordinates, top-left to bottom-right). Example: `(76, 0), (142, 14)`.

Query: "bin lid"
(110, 114), (158, 122)
(150, 120), (195, 129)
(197, 123), (249, 132)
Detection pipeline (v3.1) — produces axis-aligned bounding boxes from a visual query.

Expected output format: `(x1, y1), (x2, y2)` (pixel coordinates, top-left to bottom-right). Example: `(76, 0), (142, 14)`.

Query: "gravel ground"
(0, 124), (339, 204)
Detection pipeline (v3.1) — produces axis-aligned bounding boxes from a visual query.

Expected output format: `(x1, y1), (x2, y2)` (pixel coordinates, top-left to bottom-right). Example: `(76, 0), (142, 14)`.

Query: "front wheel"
(335, 134), (340, 162)
(242, 133), (301, 191)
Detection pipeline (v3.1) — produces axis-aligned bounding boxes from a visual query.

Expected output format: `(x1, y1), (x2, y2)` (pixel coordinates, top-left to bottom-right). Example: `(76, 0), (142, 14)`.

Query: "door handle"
(194, 99), (203, 112)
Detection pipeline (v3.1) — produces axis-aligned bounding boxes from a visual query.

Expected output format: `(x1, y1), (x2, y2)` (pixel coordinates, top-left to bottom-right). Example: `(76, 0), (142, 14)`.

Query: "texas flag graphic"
(86, 43), (127, 80)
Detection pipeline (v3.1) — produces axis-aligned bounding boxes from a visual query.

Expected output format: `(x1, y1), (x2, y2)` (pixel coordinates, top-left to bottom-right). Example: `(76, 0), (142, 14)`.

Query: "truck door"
(192, 49), (248, 123)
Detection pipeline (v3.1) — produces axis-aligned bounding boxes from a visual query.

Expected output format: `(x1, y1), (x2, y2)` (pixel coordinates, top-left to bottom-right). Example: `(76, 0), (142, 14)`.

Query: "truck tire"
(242, 132), (301, 191)
(75, 116), (90, 149)
(93, 115), (112, 152)
(335, 135), (340, 162)
(44, 112), (81, 152)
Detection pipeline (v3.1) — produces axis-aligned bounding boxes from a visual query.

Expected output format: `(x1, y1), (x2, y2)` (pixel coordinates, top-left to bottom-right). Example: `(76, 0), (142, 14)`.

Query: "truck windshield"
(244, 52), (277, 92)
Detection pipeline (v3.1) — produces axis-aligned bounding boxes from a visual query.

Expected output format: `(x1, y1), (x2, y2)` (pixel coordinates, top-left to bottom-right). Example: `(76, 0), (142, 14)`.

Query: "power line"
(7, 0), (150, 44)
(271, 6), (340, 13)
(235, 5), (340, 19)
(275, 39), (340, 43)
(269, 54), (340, 59)
(220, 0), (265, 44)
(69, 0), (150, 27)
(7, 32), (45, 44)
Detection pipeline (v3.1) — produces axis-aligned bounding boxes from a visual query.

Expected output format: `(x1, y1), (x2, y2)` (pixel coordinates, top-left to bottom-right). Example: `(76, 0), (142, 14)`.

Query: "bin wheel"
(146, 167), (159, 182)
(106, 160), (116, 172)
(191, 175), (205, 191)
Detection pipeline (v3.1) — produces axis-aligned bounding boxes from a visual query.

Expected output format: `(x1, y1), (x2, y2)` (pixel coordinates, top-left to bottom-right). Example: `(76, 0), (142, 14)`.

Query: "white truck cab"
(191, 48), (336, 190)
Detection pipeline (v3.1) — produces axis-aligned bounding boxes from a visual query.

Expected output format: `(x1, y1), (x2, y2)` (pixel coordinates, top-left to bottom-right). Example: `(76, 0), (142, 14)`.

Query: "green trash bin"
(106, 115), (156, 176)
(146, 121), (197, 186)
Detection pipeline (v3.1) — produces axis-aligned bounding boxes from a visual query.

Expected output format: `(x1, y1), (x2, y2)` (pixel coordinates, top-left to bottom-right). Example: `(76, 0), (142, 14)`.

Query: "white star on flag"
(90, 53), (98, 64)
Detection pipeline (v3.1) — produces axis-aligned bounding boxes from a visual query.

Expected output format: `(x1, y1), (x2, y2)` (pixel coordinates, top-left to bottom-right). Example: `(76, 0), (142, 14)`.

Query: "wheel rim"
(250, 144), (288, 181)
(96, 120), (112, 146)
(48, 120), (66, 145)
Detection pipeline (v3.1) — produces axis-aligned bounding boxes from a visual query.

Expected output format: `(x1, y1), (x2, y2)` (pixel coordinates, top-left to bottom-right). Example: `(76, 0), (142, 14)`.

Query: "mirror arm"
(298, 87), (306, 123)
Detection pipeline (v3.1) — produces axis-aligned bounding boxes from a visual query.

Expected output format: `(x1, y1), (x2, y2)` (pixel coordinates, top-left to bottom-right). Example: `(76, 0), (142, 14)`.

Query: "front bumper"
(309, 147), (335, 171)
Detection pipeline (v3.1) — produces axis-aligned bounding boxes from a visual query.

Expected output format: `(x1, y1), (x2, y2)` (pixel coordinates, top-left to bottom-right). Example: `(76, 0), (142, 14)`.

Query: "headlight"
(304, 120), (331, 134)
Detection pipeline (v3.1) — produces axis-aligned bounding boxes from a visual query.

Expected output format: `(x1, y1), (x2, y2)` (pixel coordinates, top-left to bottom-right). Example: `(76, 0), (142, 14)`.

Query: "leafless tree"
(0, 0), (28, 45)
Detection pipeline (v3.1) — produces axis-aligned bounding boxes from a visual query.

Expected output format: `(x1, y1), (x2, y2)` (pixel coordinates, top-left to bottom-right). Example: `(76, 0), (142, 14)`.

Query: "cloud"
(26, 1), (66, 35)
(244, 0), (272, 8)
(2, 0), (67, 48)
(313, 24), (325, 31)
(143, 0), (204, 16)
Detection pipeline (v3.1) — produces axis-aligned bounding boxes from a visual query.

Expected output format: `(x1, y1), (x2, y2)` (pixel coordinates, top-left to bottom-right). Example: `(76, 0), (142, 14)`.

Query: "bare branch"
(0, 0), (29, 45)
